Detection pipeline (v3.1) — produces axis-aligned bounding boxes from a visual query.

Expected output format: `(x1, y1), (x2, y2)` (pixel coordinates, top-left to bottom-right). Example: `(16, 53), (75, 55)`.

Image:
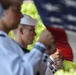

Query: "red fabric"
(47, 26), (73, 61)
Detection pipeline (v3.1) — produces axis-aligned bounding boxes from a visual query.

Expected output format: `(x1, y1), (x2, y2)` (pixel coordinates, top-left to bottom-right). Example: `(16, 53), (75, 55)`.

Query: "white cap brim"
(20, 14), (38, 26)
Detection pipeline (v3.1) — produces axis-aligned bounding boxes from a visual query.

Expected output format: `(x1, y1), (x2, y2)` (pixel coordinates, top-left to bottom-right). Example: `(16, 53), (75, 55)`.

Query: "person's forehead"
(10, 4), (21, 10)
(22, 25), (35, 30)
(26, 25), (35, 28)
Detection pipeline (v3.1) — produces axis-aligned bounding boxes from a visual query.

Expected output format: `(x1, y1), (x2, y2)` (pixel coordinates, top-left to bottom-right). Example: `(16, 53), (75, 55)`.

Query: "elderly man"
(13, 14), (62, 75)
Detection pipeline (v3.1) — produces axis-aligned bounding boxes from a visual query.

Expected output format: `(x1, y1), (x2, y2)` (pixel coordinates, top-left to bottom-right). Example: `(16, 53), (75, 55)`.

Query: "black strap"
(36, 71), (40, 75)
(16, 42), (30, 53)
(20, 46), (30, 53)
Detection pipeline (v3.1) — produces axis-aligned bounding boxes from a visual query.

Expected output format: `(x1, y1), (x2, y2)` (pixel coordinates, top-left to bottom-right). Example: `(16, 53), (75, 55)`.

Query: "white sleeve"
(36, 53), (48, 75)
(23, 42), (46, 75)
(0, 36), (46, 75)
(38, 53), (57, 75)
(45, 66), (54, 75)
(0, 52), (34, 75)
(45, 62), (57, 75)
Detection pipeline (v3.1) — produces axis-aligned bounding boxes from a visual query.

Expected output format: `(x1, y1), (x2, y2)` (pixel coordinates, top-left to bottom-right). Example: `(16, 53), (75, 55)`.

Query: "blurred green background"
(8, 2), (76, 75)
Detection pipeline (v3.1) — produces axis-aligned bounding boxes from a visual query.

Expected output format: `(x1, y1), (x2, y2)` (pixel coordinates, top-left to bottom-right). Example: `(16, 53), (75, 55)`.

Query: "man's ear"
(19, 26), (24, 35)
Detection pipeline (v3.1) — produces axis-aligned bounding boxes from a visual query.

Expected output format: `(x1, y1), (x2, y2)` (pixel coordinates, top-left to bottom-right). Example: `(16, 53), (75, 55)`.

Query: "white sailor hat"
(20, 14), (38, 26)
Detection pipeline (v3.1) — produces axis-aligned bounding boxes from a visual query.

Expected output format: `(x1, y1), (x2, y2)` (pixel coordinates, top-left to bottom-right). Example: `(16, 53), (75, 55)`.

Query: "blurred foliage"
(9, 31), (14, 39)
(55, 60), (76, 75)
(63, 60), (76, 71)
(55, 69), (76, 75)
(8, 2), (76, 75)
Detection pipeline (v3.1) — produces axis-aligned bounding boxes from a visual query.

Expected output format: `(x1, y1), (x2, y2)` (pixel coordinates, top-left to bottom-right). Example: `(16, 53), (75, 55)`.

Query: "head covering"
(0, 3), (3, 20)
(20, 14), (38, 26)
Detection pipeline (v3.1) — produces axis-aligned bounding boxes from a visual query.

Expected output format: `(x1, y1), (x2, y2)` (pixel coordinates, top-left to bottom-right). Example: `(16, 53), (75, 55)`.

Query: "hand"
(50, 49), (62, 62)
(53, 59), (63, 69)
(38, 29), (54, 47)
(45, 40), (57, 55)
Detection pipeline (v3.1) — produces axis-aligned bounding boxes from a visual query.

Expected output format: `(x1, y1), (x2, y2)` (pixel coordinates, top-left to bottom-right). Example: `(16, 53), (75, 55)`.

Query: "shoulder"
(0, 31), (15, 50)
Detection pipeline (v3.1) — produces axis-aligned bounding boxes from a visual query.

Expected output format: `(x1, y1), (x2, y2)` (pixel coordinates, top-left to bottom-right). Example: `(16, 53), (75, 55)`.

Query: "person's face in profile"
(3, 4), (23, 30)
(21, 25), (36, 45)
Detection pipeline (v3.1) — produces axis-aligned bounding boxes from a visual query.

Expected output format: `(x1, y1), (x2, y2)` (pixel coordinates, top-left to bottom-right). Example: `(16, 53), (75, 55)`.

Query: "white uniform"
(37, 53), (58, 75)
(0, 31), (58, 75)
(19, 44), (58, 75)
(0, 30), (45, 75)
